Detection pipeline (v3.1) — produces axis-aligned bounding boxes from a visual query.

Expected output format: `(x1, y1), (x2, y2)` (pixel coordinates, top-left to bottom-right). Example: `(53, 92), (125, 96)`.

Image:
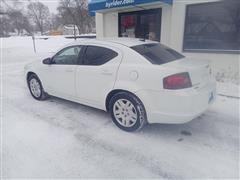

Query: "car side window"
(83, 46), (118, 66)
(52, 46), (81, 65)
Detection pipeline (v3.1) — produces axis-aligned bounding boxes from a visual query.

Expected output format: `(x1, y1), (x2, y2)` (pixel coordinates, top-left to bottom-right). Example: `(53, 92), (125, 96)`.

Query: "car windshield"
(131, 43), (185, 65)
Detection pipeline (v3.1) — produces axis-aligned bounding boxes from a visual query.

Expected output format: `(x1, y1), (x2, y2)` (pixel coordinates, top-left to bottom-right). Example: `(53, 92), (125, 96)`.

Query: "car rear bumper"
(135, 81), (216, 124)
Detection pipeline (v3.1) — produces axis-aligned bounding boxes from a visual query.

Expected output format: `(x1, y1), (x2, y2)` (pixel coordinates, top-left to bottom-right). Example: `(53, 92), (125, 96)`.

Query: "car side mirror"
(42, 58), (52, 65)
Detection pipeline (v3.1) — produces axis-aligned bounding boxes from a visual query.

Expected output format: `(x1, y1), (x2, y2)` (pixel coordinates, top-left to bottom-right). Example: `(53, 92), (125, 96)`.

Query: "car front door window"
(53, 46), (81, 65)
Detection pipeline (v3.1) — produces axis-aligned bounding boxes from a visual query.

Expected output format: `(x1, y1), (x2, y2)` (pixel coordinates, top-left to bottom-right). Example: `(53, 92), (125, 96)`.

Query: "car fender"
(107, 81), (151, 121)
(25, 62), (46, 87)
(113, 80), (143, 94)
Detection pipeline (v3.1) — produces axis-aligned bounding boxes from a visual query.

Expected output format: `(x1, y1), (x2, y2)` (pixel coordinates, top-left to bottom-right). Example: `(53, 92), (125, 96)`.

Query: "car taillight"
(163, 72), (192, 90)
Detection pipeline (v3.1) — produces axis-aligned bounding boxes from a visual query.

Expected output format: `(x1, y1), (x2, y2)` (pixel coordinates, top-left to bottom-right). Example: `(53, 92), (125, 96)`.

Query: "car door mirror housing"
(42, 58), (52, 65)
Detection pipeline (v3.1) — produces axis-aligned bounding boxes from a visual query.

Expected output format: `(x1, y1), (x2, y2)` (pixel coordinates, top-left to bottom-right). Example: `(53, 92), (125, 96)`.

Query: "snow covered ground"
(1, 36), (239, 179)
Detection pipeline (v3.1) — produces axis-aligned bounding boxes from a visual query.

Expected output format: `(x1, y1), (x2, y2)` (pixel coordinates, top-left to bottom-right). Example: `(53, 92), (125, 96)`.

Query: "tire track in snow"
(3, 79), (179, 178)
(3, 98), (165, 178)
(74, 131), (181, 179)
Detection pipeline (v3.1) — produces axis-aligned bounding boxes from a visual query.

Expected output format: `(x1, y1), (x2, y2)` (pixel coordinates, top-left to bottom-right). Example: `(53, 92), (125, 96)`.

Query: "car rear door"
(75, 44), (123, 109)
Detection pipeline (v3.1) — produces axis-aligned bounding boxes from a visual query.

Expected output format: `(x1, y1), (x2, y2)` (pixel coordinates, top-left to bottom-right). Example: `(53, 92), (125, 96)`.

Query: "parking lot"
(1, 37), (239, 179)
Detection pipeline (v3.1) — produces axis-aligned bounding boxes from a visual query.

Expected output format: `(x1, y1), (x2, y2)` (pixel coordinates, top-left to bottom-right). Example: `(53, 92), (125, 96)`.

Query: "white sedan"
(24, 38), (216, 132)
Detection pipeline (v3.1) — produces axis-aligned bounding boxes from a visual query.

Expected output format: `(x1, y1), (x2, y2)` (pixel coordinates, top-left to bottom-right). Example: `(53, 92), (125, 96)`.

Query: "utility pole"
(32, 35), (36, 53)
(74, 25), (76, 40)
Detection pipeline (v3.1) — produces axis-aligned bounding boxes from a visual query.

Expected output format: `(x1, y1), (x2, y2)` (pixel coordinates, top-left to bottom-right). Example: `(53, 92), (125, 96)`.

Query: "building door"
(119, 8), (162, 42)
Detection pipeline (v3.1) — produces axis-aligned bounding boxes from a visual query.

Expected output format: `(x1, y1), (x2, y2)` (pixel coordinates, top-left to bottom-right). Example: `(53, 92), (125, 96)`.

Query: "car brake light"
(163, 72), (192, 90)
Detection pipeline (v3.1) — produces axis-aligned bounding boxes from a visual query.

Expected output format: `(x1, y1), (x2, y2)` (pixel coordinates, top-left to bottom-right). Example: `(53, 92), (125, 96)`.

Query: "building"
(63, 24), (80, 35)
(89, 0), (240, 84)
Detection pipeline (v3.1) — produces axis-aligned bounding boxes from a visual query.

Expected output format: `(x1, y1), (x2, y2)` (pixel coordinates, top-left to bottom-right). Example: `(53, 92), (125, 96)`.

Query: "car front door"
(42, 45), (82, 99)
(75, 44), (122, 109)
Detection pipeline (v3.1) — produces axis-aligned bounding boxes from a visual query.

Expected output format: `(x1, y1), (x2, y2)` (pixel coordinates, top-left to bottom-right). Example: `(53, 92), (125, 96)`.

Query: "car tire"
(109, 92), (147, 132)
(27, 74), (48, 100)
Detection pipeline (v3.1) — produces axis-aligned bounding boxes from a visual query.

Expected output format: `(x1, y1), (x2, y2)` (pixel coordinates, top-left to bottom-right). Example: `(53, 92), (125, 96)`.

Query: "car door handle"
(102, 69), (113, 75)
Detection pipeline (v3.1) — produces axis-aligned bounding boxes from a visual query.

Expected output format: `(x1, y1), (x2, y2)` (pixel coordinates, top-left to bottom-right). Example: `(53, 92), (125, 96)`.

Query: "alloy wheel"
(29, 78), (41, 98)
(113, 99), (138, 128)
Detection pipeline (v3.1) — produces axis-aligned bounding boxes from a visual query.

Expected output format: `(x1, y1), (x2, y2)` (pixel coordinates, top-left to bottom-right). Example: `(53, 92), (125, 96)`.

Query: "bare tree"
(27, 1), (50, 35)
(8, 10), (32, 35)
(57, 0), (95, 34)
(49, 13), (62, 31)
(0, 0), (33, 36)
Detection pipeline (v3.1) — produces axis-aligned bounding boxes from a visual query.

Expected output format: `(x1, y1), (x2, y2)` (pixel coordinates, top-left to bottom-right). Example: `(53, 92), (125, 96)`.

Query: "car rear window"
(131, 43), (185, 65)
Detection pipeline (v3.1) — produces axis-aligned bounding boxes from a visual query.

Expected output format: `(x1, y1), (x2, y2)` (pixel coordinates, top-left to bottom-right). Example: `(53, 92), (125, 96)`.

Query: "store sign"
(105, 0), (135, 8)
(89, 0), (173, 16)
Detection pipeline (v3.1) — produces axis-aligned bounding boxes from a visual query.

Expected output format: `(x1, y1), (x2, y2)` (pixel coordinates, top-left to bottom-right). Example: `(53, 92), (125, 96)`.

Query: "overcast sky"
(7, 0), (93, 14)
(22, 0), (59, 13)
(39, 0), (59, 13)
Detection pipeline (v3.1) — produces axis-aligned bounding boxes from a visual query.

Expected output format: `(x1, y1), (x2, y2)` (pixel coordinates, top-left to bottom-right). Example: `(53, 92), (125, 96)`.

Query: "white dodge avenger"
(24, 38), (216, 132)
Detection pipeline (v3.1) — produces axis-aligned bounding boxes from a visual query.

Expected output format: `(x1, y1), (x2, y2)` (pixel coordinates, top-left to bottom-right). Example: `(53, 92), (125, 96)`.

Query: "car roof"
(68, 37), (158, 48)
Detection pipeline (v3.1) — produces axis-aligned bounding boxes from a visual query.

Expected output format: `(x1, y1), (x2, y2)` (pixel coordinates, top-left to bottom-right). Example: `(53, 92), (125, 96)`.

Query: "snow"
(1, 36), (239, 179)
(217, 82), (240, 98)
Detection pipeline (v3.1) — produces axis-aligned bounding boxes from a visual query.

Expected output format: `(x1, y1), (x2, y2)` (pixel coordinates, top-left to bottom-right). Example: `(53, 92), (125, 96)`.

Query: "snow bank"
(217, 82), (240, 98)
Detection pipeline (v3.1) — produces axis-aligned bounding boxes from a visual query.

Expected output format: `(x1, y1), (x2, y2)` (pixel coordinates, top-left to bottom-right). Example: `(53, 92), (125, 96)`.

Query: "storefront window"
(183, 1), (240, 53)
(119, 9), (161, 41)
(120, 14), (137, 38)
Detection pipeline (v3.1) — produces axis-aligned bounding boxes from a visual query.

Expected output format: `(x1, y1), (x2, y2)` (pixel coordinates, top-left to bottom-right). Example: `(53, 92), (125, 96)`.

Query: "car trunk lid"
(164, 58), (212, 88)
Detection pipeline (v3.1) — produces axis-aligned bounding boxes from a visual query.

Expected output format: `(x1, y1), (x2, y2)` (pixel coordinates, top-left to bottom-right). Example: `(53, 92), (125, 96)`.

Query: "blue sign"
(89, 0), (173, 16)
(105, 0), (135, 8)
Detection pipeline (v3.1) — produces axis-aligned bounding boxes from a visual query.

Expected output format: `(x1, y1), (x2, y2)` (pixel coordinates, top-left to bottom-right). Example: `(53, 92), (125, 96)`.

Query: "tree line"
(0, 0), (95, 37)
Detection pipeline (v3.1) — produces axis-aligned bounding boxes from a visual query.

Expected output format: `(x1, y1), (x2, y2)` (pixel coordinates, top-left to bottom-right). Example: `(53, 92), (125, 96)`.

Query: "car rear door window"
(83, 46), (118, 66)
(131, 43), (185, 65)
(53, 46), (81, 65)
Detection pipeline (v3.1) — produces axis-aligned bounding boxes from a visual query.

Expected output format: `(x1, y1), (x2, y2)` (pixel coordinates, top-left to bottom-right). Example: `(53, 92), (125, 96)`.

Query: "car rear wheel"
(28, 74), (48, 100)
(109, 92), (147, 132)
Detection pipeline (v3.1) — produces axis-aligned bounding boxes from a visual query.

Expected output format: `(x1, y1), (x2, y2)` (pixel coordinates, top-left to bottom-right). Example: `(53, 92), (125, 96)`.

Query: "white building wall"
(96, 13), (104, 37)
(96, 12), (118, 37)
(104, 12), (119, 37)
(95, 0), (240, 84)
(160, 4), (172, 46)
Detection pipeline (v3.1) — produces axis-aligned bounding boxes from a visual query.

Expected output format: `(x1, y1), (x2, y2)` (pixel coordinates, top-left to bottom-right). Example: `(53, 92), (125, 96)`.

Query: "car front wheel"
(27, 74), (48, 100)
(109, 92), (147, 132)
